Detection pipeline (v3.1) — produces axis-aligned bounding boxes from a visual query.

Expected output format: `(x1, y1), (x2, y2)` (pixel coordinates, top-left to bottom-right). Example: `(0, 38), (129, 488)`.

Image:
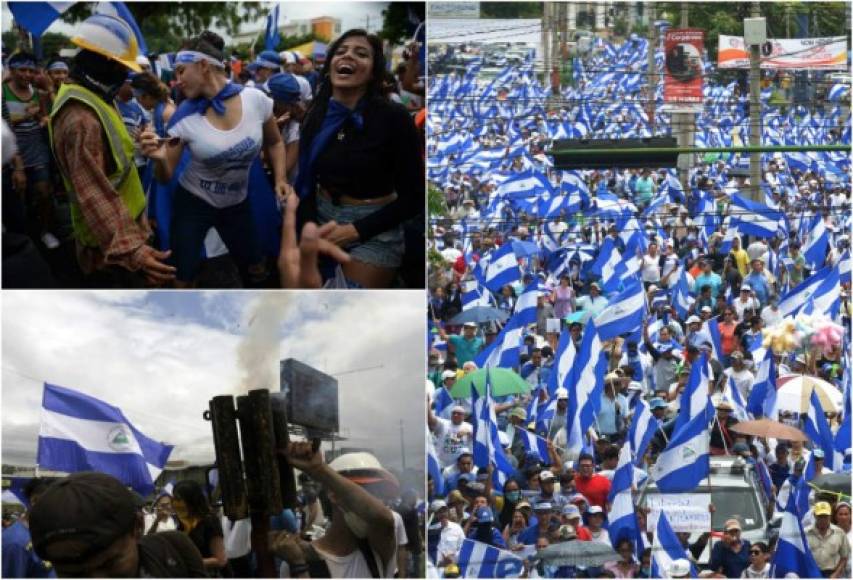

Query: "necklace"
(337, 128), (345, 141)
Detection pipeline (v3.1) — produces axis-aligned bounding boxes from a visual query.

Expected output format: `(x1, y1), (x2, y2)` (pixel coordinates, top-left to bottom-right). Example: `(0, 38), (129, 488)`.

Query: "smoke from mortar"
(236, 294), (291, 393)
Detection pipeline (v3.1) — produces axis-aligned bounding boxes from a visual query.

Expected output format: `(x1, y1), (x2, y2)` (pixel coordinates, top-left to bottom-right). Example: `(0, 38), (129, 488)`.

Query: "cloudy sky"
(1, 2), (391, 43)
(2, 291), (424, 473)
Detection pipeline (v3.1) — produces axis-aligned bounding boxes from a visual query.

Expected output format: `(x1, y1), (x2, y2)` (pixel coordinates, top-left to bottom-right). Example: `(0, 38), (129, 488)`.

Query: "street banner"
(663, 28), (705, 113)
(718, 35), (848, 70)
(646, 493), (713, 532)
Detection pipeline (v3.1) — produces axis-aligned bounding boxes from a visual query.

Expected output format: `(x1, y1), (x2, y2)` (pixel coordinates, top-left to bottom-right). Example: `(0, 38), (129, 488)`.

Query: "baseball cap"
(29, 472), (138, 564)
(715, 400), (734, 411)
(730, 351), (744, 359)
(462, 321), (478, 328)
(587, 505), (604, 515)
(724, 518), (742, 531)
(686, 315), (701, 325)
(650, 397), (668, 410)
(533, 501), (553, 512)
(701, 306), (712, 313)
(740, 284), (751, 292)
(474, 506), (494, 523)
(569, 493), (589, 505)
(814, 502), (832, 516)
(562, 504), (581, 519)
(813, 448), (826, 459)
(430, 499), (448, 512)
(669, 559), (691, 578)
(442, 370), (457, 380)
(540, 470), (556, 482)
(451, 405), (466, 414)
(556, 388), (569, 400)
(508, 407), (528, 420)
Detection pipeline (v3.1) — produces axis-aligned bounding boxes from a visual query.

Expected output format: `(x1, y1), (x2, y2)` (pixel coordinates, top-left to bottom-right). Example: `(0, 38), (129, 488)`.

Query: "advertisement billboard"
(718, 35), (848, 70)
(663, 28), (705, 113)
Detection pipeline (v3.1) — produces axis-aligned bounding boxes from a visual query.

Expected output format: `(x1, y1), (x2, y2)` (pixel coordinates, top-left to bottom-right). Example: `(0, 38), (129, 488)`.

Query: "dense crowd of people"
(2, 445), (424, 578)
(426, 27), (851, 580)
(2, 12), (425, 289)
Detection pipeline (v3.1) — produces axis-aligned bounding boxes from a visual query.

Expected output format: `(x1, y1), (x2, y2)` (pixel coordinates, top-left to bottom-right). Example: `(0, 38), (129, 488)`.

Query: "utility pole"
(551, 2), (560, 78)
(647, 5), (657, 133)
(677, 2), (693, 192)
(542, 2), (551, 83)
(747, 2), (763, 202)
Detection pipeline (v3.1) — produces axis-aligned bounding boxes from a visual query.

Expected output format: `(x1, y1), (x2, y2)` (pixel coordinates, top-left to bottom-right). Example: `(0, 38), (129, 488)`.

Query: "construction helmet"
(329, 452), (399, 496)
(70, 14), (142, 73)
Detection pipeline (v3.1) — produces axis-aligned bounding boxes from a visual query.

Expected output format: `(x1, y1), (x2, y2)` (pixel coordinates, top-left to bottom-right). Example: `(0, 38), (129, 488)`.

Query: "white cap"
(441, 370), (457, 380)
(668, 559), (691, 578)
(294, 74), (312, 102)
(686, 315), (701, 325)
(556, 388), (569, 400)
(587, 505), (604, 515)
(280, 51), (297, 64)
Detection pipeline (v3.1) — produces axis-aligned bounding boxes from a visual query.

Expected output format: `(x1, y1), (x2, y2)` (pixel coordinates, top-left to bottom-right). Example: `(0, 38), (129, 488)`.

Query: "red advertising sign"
(663, 28), (705, 112)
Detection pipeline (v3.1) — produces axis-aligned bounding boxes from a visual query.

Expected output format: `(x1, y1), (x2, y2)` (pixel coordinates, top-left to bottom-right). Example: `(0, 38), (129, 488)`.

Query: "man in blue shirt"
(743, 259), (771, 307)
(694, 259), (723, 300)
(518, 501), (554, 545)
(441, 322), (484, 365)
(2, 479), (56, 578)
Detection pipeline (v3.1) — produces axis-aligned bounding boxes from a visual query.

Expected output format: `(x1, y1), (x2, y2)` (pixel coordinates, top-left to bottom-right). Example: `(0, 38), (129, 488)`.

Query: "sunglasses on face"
(750, 550), (762, 555)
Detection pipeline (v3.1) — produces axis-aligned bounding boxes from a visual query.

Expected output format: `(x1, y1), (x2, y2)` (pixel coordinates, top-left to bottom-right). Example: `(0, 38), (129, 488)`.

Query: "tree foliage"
(3, 30), (71, 59)
(379, 2), (425, 44)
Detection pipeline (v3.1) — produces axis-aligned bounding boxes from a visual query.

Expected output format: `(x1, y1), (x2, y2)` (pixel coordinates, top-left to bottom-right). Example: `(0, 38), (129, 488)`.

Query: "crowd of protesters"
(3, 445), (424, 578)
(426, 27), (851, 580)
(2, 13), (424, 289)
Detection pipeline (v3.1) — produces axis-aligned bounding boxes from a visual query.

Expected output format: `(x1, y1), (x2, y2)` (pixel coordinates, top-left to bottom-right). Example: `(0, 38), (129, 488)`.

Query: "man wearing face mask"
(48, 14), (175, 287)
(271, 444), (398, 578)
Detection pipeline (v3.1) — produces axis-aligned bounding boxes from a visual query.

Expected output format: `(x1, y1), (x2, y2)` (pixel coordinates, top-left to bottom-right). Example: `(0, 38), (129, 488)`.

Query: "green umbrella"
(450, 368), (531, 398)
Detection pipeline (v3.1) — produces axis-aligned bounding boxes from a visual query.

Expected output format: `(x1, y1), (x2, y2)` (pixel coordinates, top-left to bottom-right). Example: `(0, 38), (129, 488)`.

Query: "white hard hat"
(71, 13), (143, 72)
(328, 452), (399, 494)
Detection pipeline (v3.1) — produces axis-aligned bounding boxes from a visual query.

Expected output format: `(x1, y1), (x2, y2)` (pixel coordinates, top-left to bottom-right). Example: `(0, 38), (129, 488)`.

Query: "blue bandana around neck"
(295, 98), (365, 199)
(166, 81), (243, 130)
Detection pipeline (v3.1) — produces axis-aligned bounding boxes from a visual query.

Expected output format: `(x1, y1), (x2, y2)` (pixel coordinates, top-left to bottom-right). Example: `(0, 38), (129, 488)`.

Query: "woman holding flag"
(295, 28), (423, 288)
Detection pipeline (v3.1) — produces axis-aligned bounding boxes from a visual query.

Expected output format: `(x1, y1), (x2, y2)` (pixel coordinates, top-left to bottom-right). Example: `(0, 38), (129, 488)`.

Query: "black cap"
(29, 472), (138, 564)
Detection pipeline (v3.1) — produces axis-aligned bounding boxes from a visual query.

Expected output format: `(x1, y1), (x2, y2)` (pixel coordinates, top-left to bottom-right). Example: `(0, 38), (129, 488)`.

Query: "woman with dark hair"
(140, 31), (293, 288)
(296, 28), (423, 288)
(172, 480), (227, 575)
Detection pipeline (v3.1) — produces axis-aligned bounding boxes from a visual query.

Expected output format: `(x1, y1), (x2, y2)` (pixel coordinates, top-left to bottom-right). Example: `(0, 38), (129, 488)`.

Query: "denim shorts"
(316, 194), (404, 269)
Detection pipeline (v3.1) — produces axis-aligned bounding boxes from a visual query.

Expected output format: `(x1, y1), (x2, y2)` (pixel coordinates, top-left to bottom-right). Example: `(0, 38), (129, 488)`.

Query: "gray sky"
(1, 1), (391, 44)
(2, 291), (424, 473)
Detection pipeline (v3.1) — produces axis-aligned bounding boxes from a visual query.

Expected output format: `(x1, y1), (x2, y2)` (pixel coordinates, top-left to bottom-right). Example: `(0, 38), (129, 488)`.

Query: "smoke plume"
(236, 294), (291, 393)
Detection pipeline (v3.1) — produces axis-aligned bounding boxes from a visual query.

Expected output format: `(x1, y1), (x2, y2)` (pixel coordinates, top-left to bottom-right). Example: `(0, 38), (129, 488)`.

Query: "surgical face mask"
(342, 509), (370, 539)
(505, 491), (521, 503)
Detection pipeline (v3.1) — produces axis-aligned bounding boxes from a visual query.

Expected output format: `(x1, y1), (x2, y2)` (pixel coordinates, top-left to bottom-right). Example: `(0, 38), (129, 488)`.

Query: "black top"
(311, 97), (423, 242)
(177, 514), (223, 559)
(137, 531), (207, 577)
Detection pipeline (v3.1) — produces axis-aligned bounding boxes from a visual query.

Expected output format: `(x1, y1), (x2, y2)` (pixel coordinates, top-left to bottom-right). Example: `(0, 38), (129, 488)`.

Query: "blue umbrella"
(448, 306), (509, 325)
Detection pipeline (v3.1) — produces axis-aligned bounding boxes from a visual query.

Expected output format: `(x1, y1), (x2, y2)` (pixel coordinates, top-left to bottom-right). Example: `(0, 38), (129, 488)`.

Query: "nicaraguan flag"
(457, 539), (524, 578)
(803, 389), (837, 471)
(770, 478), (823, 578)
(651, 511), (698, 578)
(427, 427), (445, 495)
(729, 193), (783, 238)
(37, 383), (173, 495)
(566, 320), (606, 453)
(652, 408), (710, 493)
(589, 237), (626, 293)
(95, 2), (148, 55)
(433, 386), (454, 419)
(607, 445), (639, 549)
(674, 352), (714, 433)
(671, 267), (693, 319)
(722, 376), (750, 422)
(470, 371), (516, 490)
(839, 249), (851, 285)
(477, 242), (521, 294)
(593, 280), (646, 341)
(264, 3), (281, 50)
(8, 2), (73, 37)
(747, 348), (776, 417)
(802, 216), (829, 270)
(546, 327), (576, 398)
(518, 428), (550, 464)
(628, 397), (659, 466)
(777, 265), (840, 319)
(475, 281), (537, 369)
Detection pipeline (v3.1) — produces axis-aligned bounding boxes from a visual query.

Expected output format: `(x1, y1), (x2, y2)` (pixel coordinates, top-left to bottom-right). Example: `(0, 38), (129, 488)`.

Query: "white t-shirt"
(143, 512), (177, 534)
(641, 254), (661, 283)
(169, 87), (273, 207)
(313, 542), (397, 578)
(725, 367), (755, 400)
(221, 516), (252, 559)
(432, 417), (473, 467)
(437, 521), (466, 563)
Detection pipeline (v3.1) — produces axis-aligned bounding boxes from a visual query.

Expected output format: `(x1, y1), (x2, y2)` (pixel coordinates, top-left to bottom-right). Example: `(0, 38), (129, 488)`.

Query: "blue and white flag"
(770, 478), (823, 579)
(8, 2), (73, 37)
(722, 376), (750, 422)
(428, 429), (445, 496)
(674, 352), (713, 433)
(651, 511), (697, 578)
(607, 445), (639, 549)
(476, 242), (521, 294)
(566, 321), (606, 452)
(589, 237), (626, 292)
(747, 349), (776, 417)
(652, 408), (710, 493)
(671, 267), (693, 319)
(546, 327), (576, 398)
(728, 194), (783, 239)
(475, 282), (537, 369)
(803, 388), (837, 471)
(95, 2), (148, 55)
(839, 249), (851, 285)
(263, 3), (280, 50)
(433, 386), (454, 419)
(457, 539), (524, 578)
(802, 216), (829, 270)
(777, 265), (840, 319)
(628, 397), (659, 466)
(37, 383), (173, 495)
(470, 371), (515, 490)
(518, 428), (550, 464)
(593, 281), (646, 341)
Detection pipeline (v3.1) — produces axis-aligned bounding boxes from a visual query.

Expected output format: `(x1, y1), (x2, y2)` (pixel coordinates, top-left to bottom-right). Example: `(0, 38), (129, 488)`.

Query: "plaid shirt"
(51, 99), (150, 274)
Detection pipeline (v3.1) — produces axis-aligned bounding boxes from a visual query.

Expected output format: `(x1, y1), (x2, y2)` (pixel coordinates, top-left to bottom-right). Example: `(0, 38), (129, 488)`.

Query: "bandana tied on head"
(295, 98), (364, 199)
(47, 61), (69, 72)
(166, 53), (243, 130)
